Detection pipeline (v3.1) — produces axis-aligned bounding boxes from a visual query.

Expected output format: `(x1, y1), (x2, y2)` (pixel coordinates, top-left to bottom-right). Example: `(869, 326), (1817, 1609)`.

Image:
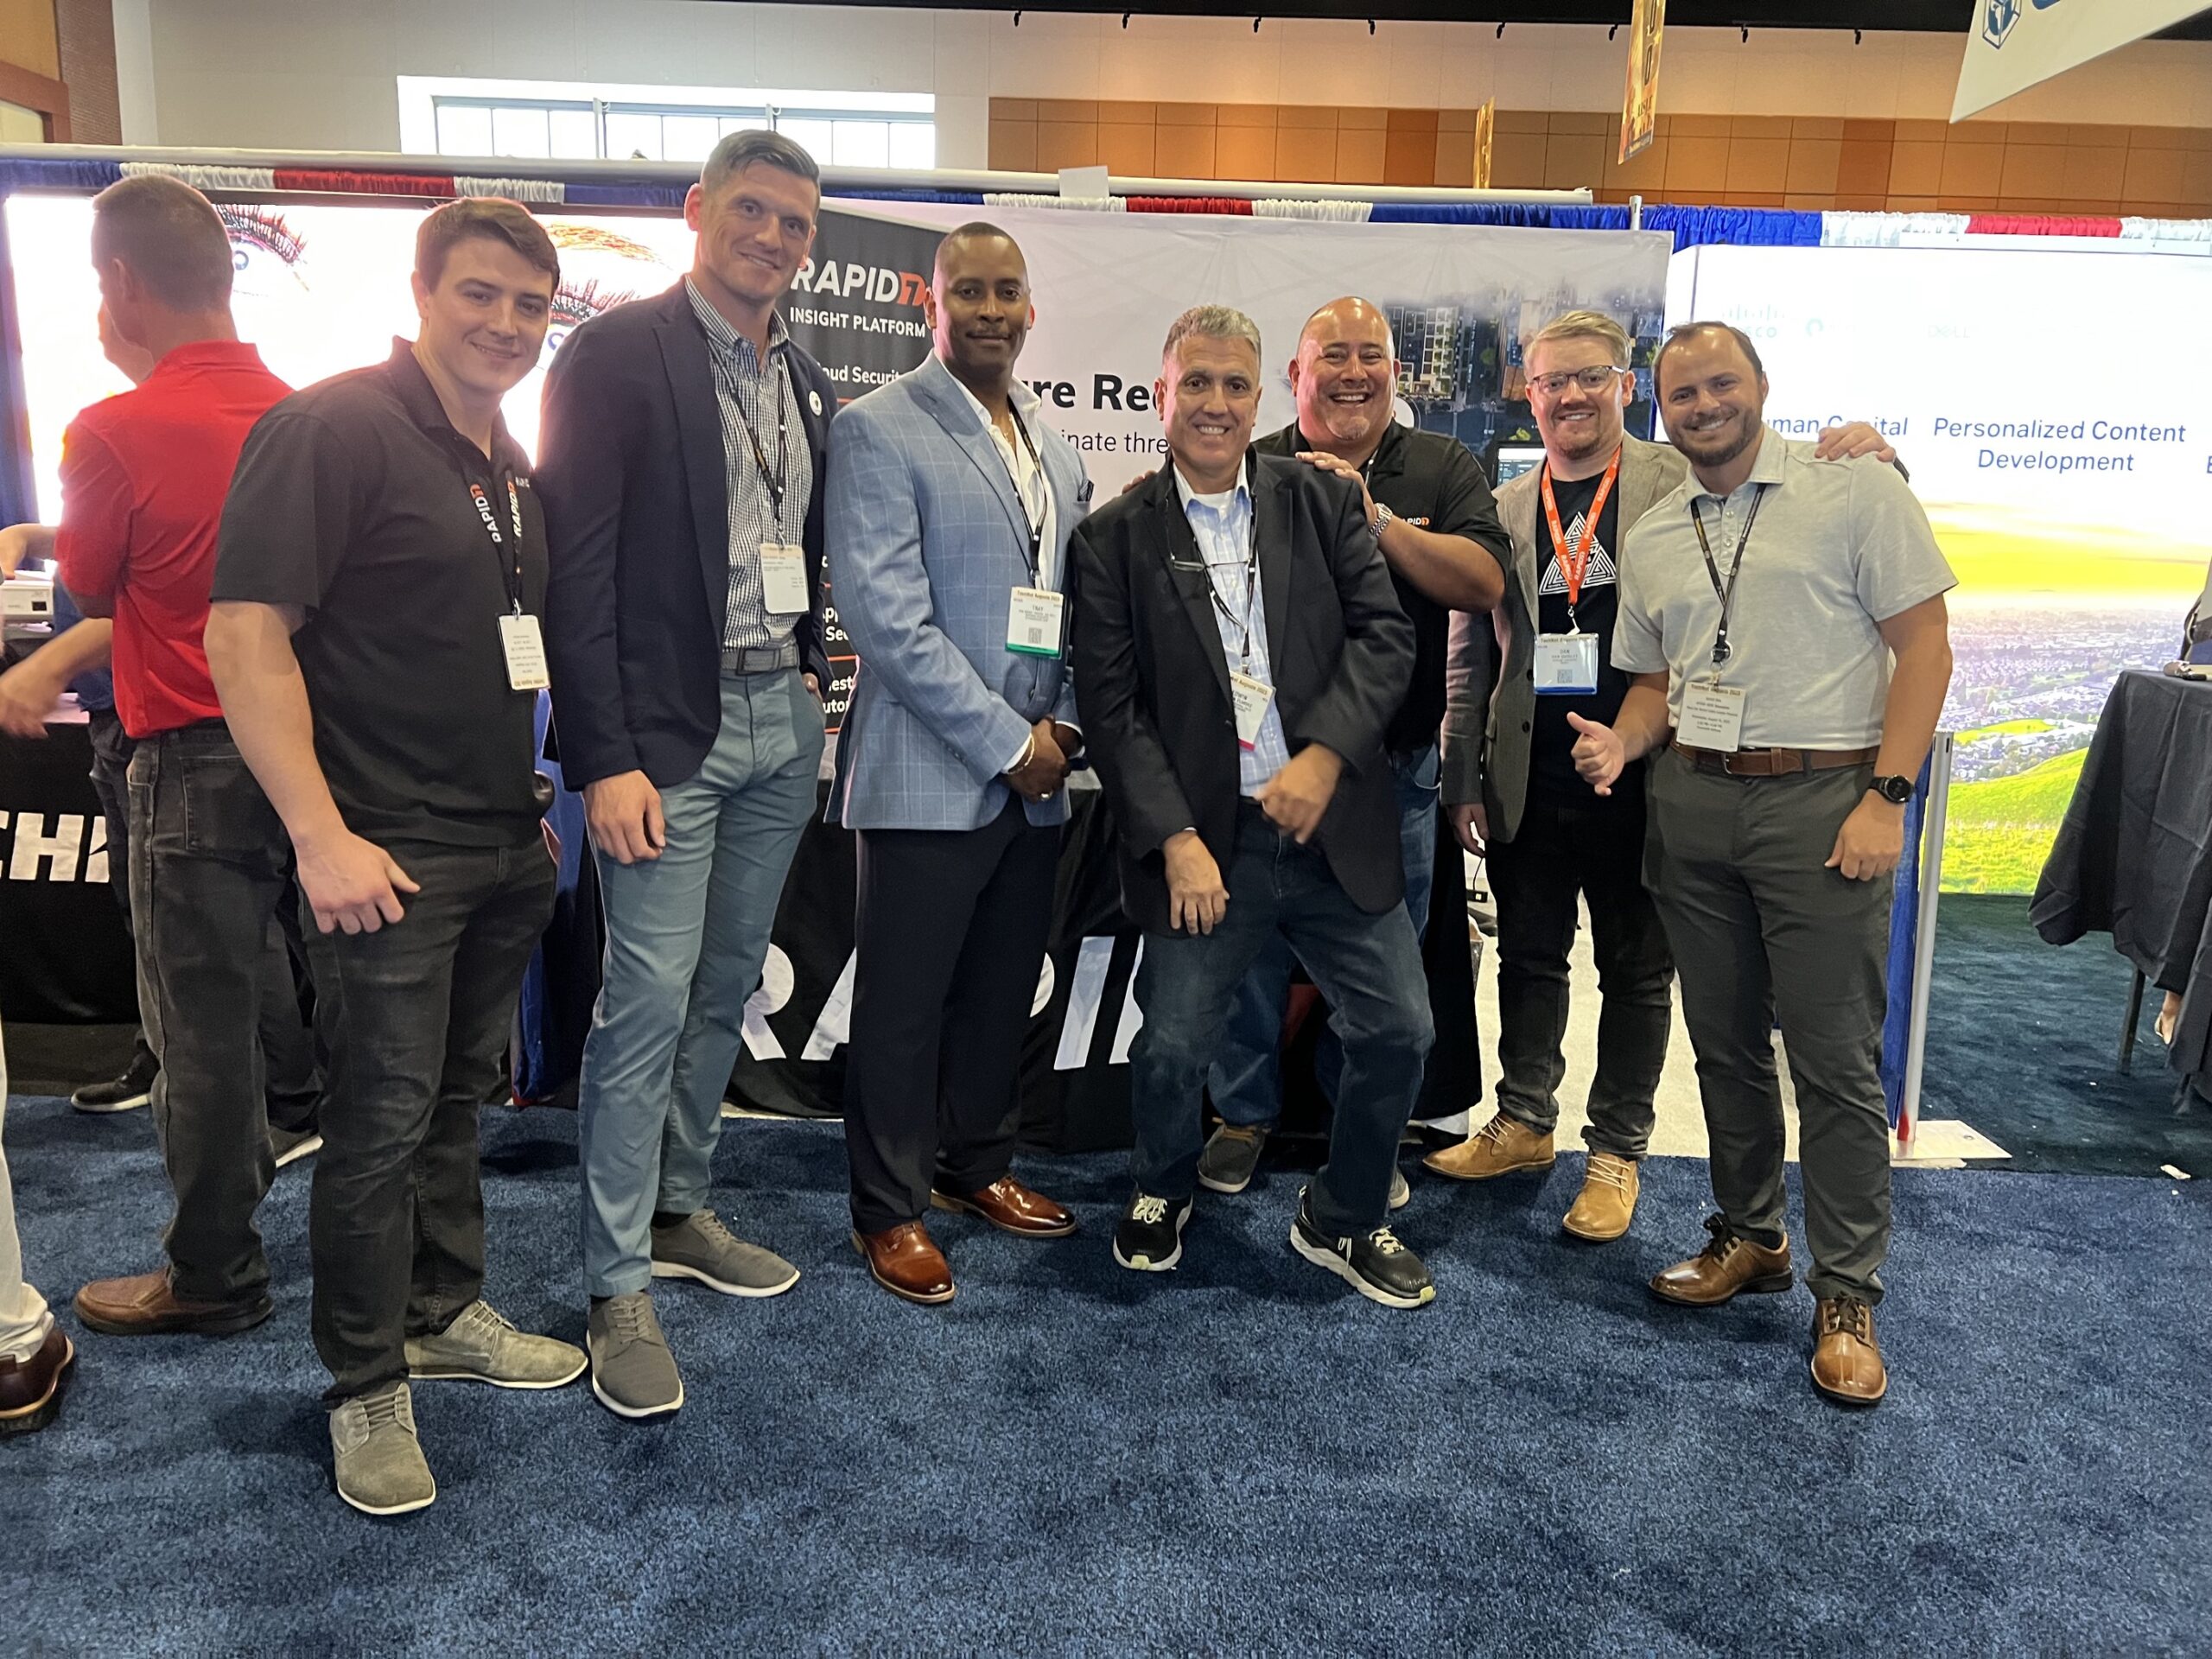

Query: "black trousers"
(302, 837), (556, 1402)
(126, 722), (306, 1306)
(1486, 788), (1674, 1158)
(844, 795), (1059, 1235)
(97, 708), (321, 1113)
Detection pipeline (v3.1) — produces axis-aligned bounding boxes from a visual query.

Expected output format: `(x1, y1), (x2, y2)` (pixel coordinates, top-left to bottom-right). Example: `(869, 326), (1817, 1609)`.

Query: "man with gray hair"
(1071, 304), (1435, 1308)
(540, 130), (837, 1418)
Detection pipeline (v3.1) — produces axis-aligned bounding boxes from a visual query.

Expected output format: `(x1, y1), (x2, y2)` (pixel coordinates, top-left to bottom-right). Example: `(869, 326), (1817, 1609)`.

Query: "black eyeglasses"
(1528, 365), (1625, 397)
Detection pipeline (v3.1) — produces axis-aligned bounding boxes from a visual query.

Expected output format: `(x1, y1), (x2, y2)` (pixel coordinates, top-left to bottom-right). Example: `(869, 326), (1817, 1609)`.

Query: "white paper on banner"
(1952, 0), (2206, 120)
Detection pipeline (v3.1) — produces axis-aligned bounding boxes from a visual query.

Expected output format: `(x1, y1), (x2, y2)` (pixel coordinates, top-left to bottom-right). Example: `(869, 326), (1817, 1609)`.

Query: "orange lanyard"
(1539, 449), (1620, 616)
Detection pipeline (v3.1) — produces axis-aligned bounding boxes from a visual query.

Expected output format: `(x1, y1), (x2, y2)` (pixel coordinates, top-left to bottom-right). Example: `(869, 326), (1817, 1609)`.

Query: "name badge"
(1007, 586), (1065, 658)
(499, 613), (550, 692)
(1230, 668), (1274, 752)
(760, 542), (810, 614)
(1533, 631), (1600, 696)
(1679, 680), (1745, 752)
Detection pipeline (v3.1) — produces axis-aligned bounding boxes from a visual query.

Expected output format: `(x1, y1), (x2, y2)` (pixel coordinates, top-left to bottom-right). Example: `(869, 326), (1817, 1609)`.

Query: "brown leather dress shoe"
(73, 1269), (272, 1337)
(1649, 1215), (1794, 1306)
(851, 1222), (956, 1306)
(0, 1326), (74, 1437)
(930, 1175), (1077, 1238)
(1810, 1295), (1887, 1406)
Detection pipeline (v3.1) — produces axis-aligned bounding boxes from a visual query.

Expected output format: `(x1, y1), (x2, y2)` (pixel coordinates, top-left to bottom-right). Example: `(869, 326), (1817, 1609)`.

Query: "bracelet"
(1007, 733), (1035, 775)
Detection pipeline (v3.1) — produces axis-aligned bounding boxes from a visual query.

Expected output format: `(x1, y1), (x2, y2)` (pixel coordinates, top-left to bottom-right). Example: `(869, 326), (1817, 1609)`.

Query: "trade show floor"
(6, 1098), (2207, 1653)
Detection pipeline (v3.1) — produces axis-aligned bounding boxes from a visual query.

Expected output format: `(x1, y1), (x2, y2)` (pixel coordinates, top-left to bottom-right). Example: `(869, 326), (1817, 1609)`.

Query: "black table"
(2031, 668), (2212, 1101)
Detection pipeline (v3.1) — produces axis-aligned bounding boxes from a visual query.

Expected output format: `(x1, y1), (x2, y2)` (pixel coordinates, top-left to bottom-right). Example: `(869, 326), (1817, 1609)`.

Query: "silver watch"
(1370, 500), (1395, 539)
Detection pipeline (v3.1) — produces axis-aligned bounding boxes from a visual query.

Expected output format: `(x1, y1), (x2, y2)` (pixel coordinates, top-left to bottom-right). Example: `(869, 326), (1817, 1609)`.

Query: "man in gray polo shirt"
(1567, 321), (1954, 1408)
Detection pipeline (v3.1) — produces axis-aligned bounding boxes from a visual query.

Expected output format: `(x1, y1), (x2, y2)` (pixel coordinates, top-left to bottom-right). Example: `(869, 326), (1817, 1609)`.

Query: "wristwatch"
(1869, 774), (1913, 804)
(1370, 500), (1395, 540)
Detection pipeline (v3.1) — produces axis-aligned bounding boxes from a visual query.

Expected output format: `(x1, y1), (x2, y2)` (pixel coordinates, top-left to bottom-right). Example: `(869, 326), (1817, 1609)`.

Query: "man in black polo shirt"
(1198, 295), (1510, 1198)
(206, 199), (585, 1518)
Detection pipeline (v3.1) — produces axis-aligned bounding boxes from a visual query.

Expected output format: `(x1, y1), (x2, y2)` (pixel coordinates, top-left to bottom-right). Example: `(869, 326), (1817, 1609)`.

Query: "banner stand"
(1895, 731), (1955, 1153)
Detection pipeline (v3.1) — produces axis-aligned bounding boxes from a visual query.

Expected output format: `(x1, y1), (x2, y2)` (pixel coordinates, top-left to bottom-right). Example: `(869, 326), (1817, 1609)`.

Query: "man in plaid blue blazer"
(826, 223), (1090, 1306)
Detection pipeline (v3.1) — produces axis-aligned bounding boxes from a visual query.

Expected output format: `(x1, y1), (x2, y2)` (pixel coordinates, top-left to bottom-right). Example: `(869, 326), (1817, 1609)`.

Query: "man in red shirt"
(56, 175), (302, 1338)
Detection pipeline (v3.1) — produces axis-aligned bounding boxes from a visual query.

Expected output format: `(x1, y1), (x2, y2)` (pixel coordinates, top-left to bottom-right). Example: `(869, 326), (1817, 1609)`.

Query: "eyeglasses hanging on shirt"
(727, 351), (810, 618)
(1678, 483), (1770, 753)
(469, 471), (549, 693)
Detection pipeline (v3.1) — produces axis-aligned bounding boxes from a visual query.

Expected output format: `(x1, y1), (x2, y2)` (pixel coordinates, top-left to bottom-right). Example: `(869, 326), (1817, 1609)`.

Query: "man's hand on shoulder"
(584, 769), (666, 865)
(1815, 423), (1898, 467)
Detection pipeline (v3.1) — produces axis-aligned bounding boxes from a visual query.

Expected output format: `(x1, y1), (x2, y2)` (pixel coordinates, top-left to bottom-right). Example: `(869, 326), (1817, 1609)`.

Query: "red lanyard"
(1539, 449), (1620, 613)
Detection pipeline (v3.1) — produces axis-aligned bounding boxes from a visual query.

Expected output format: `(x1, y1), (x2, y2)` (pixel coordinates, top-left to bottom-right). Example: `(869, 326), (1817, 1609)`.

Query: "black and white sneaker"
(1112, 1191), (1192, 1272)
(71, 1064), (156, 1115)
(1290, 1185), (1435, 1308)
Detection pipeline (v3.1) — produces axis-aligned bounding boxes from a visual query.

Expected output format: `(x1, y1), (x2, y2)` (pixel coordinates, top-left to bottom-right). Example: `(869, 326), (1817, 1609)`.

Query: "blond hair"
(1527, 309), (1631, 371)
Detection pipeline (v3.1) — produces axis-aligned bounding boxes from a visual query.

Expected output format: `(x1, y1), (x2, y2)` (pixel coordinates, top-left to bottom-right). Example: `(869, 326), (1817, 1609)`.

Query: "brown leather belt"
(1675, 743), (1878, 778)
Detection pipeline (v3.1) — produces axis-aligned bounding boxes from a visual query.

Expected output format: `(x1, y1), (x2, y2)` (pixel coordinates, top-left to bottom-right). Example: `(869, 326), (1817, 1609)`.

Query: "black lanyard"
(1688, 484), (1767, 666)
(1003, 403), (1048, 584)
(727, 348), (791, 534)
(1198, 494), (1262, 672)
(468, 471), (526, 616)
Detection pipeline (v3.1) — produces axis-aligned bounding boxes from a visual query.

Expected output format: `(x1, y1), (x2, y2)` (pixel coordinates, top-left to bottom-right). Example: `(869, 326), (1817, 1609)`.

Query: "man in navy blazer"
(538, 131), (834, 1420)
(826, 224), (1088, 1306)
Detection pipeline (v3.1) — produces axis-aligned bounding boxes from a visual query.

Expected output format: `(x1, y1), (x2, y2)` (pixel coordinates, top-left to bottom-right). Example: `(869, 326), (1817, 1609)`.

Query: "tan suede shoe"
(1810, 1295), (1887, 1406)
(1649, 1215), (1794, 1306)
(1561, 1152), (1639, 1241)
(1421, 1112), (1554, 1181)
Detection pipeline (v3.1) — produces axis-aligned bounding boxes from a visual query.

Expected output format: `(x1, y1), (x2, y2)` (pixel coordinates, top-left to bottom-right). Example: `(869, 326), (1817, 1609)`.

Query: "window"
(404, 79), (934, 171)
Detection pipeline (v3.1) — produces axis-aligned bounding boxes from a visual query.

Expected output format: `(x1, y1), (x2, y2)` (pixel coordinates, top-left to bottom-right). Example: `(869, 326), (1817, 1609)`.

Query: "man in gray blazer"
(827, 224), (1088, 1306)
(1433, 310), (1894, 1242)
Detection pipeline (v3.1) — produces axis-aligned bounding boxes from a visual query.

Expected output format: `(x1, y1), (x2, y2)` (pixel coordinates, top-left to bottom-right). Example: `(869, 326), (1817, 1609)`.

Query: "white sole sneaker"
(406, 1354), (588, 1390)
(70, 1091), (151, 1115)
(1288, 1221), (1435, 1310)
(1111, 1205), (1191, 1272)
(337, 1478), (437, 1517)
(649, 1258), (801, 1299)
(590, 1371), (684, 1420)
(273, 1133), (324, 1170)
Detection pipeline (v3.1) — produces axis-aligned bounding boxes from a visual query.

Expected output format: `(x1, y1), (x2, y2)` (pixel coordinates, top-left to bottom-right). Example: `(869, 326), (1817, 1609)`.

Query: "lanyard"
(468, 473), (526, 616)
(1002, 403), (1048, 584)
(727, 348), (791, 534)
(1198, 498), (1262, 672)
(1688, 484), (1767, 666)
(1539, 450), (1620, 625)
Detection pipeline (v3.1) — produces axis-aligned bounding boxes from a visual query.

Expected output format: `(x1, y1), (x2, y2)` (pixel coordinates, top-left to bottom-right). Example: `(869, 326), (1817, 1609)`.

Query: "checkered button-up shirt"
(685, 277), (813, 652)
(1176, 461), (1289, 795)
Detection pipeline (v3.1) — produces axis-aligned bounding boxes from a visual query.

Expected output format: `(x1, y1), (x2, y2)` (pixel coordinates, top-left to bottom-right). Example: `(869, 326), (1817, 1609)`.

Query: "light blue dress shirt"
(1175, 461), (1289, 796)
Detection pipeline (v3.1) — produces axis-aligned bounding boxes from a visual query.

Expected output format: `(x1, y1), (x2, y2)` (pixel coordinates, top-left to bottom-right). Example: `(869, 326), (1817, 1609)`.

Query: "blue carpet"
(4, 1094), (2208, 1655)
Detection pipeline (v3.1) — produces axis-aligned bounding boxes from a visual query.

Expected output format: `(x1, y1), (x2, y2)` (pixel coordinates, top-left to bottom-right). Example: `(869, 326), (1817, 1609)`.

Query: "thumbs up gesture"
(1567, 711), (1626, 796)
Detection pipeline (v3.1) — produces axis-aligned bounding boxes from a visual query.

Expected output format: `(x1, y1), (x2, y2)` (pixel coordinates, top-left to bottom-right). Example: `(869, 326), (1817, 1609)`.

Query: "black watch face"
(1876, 775), (1911, 804)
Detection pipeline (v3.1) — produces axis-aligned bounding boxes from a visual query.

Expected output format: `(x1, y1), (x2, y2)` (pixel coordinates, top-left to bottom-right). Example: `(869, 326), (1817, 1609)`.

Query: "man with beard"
(1198, 296), (1509, 1202)
(1433, 311), (1896, 1243)
(1565, 321), (1954, 1406)
(826, 223), (1087, 1304)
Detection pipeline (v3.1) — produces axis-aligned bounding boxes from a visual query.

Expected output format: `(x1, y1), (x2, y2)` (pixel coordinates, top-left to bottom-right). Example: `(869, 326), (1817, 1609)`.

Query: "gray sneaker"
(1196, 1123), (1268, 1194)
(1389, 1165), (1411, 1211)
(404, 1300), (585, 1390)
(588, 1292), (683, 1420)
(330, 1382), (435, 1516)
(651, 1210), (801, 1298)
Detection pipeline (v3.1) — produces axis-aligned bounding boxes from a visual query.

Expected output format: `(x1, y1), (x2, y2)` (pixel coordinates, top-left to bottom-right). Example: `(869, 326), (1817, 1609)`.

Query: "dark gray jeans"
(1644, 748), (1893, 1304)
(1488, 791), (1673, 1158)
(126, 722), (300, 1306)
(302, 837), (555, 1402)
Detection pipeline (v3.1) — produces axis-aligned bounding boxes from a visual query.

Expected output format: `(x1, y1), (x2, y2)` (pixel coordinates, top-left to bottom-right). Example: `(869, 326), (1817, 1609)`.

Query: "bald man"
(1194, 296), (1511, 1200)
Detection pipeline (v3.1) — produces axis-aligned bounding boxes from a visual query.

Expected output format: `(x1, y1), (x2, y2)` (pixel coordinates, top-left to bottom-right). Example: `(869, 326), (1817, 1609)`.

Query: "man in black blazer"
(1070, 305), (1436, 1309)
(538, 131), (834, 1421)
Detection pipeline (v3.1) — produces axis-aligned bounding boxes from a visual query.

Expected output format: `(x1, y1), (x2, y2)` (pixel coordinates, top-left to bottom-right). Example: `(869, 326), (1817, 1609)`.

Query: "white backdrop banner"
(1952, 0), (2209, 120)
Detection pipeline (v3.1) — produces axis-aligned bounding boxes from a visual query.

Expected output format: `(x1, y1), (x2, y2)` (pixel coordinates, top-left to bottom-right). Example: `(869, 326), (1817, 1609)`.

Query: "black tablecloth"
(0, 719), (136, 1023)
(2031, 668), (2212, 1098)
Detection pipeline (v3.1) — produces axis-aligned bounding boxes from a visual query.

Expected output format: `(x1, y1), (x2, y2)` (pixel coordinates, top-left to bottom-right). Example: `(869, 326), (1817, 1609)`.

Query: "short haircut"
(1654, 320), (1765, 392)
(1162, 303), (1262, 367)
(702, 129), (821, 197)
(89, 175), (233, 312)
(1528, 308), (1631, 371)
(414, 197), (560, 292)
(935, 219), (1020, 275)
(1300, 296), (1394, 359)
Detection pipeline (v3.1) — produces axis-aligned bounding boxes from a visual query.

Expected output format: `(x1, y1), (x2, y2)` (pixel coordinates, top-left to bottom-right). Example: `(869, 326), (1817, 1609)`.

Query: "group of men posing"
(0, 127), (1954, 1516)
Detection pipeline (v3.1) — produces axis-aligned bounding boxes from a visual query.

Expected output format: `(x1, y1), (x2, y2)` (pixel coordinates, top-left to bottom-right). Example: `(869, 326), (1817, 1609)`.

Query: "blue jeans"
(578, 670), (823, 1300)
(1207, 742), (1440, 1128)
(1129, 804), (1433, 1236)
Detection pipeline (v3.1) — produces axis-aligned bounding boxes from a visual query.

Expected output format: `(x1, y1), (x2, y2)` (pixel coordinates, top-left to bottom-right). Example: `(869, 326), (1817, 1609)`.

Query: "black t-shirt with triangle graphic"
(1530, 467), (1641, 806)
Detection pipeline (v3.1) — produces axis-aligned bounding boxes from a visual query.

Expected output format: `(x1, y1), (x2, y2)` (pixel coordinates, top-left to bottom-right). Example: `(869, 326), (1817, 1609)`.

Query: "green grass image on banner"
(1941, 748), (2087, 893)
